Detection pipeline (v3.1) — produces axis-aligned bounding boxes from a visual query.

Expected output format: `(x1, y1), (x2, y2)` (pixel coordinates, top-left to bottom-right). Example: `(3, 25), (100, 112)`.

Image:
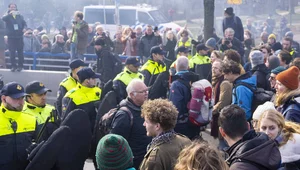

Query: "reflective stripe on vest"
(114, 67), (144, 86)
(0, 105), (36, 137)
(141, 60), (166, 75)
(65, 84), (102, 105)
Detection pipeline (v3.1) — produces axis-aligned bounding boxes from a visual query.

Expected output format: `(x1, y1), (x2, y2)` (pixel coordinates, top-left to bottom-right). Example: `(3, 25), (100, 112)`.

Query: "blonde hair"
(211, 50), (224, 60)
(174, 141), (229, 170)
(275, 88), (300, 106)
(95, 25), (104, 32)
(258, 109), (300, 146)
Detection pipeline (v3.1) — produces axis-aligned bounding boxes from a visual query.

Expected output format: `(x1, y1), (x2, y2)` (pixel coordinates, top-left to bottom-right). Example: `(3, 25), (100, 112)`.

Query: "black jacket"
(110, 98), (151, 167)
(226, 130), (281, 170)
(251, 64), (271, 90)
(219, 37), (245, 60)
(222, 15), (244, 42)
(139, 33), (162, 57)
(51, 42), (65, 53)
(2, 12), (27, 39)
(96, 48), (115, 83)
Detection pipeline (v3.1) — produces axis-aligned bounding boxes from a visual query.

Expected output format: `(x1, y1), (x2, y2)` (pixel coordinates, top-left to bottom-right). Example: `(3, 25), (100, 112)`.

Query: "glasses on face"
(269, 76), (276, 81)
(133, 89), (149, 94)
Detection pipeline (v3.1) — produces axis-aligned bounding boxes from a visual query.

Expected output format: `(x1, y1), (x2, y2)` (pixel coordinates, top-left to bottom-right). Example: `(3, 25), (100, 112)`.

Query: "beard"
(5, 102), (23, 112)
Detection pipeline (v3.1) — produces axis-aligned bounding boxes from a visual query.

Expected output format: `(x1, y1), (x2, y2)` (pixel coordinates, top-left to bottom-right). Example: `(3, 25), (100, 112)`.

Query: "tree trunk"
(289, 0), (295, 14)
(203, 0), (214, 42)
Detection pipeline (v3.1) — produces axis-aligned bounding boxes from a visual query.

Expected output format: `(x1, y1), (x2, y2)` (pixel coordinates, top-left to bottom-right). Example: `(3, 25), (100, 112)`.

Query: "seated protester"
(257, 110), (300, 169)
(113, 56), (144, 103)
(282, 36), (300, 58)
(249, 50), (271, 90)
(222, 59), (256, 122)
(23, 28), (40, 52)
(275, 66), (300, 123)
(211, 59), (232, 139)
(251, 102), (276, 130)
(219, 28), (245, 64)
(140, 99), (191, 170)
(174, 141), (229, 170)
(23, 81), (59, 140)
(169, 56), (200, 139)
(96, 134), (136, 170)
(286, 31), (300, 53)
(188, 43), (210, 72)
(51, 34), (66, 54)
(223, 49), (246, 74)
(278, 50), (293, 69)
(219, 105), (281, 169)
(39, 40), (51, 52)
(141, 46), (166, 87)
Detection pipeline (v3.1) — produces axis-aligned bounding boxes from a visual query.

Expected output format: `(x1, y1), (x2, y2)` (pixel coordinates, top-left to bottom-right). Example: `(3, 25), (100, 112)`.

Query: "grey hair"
(176, 56), (189, 72)
(225, 27), (235, 35)
(126, 79), (145, 95)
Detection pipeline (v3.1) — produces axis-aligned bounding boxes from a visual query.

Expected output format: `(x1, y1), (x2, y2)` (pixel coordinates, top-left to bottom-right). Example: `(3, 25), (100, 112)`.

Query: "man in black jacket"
(2, 3), (27, 72)
(95, 38), (115, 83)
(219, 105), (281, 170)
(250, 50), (271, 90)
(222, 7), (244, 42)
(110, 79), (151, 169)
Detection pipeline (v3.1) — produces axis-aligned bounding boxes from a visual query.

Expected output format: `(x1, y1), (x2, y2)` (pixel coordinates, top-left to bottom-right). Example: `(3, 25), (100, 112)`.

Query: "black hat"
(150, 46), (165, 55)
(125, 56), (141, 67)
(77, 67), (101, 82)
(177, 46), (191, 53)
(224, 7), (234, 16)
(1, 82), (28, 99)
(95, 38), (105, 46)
(69, 59), (85, 70)
(25, 81), (52, 94)
(196, 43), (209, 52)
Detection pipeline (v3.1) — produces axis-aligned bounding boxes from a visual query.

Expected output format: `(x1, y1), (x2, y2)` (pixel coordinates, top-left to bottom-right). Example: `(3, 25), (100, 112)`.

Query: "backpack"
(97, 106), (133, 139)
(178, 79), (214, 127)
(234, 82), (274, 114)
(110, 52), (123, 77)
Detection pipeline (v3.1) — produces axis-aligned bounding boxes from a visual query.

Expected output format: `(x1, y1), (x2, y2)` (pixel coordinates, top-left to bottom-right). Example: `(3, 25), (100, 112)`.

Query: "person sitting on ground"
(257, 109), (300, 169)
(51, 34), (66, 54)
(96, 134), (136, 170)
(219, 105), (281, 169)
(174, 141), (229, 170)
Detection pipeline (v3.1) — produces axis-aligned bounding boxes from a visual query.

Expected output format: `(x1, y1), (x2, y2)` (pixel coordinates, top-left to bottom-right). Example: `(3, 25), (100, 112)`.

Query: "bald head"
(176, 56), (189, 72)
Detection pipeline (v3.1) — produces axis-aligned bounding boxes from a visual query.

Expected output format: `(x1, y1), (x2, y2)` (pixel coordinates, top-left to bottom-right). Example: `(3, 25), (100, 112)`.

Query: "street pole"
(103, 0), (107, 29)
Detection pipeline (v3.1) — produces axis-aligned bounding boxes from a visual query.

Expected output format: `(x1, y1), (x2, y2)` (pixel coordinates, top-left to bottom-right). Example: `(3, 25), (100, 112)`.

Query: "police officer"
(23, 81), (59, 140)
(189, 43), (211, 72)
(141, 46), (166, 87)
(113, 56), (144, 102)
(56, 59), (85, 117)
(62, 67), (101, 131)
(0, 82), (38, 170)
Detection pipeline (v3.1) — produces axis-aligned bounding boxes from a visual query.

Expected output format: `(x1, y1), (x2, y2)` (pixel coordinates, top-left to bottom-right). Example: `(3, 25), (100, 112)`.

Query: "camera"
(131, 32), (136, 39)
(224, 38), (231, 45)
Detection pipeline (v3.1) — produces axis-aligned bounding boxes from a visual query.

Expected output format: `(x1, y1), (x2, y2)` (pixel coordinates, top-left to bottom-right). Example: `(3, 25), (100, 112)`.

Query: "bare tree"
(203, 0), (214, 42)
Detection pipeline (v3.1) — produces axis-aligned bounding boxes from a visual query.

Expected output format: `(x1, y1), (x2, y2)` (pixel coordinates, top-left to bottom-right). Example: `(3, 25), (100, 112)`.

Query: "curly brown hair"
(174, 141), (229, 170)
(224, 49), (241, 64)
(141, 99), (178, 131)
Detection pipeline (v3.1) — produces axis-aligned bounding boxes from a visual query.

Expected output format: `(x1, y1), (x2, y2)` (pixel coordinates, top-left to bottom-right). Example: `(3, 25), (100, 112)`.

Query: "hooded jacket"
(232, 72), (256, 121)
(226, 130), (281, 170)
(277, 90), (300, 123)
(251, 64), (271, 91)
(278, 133), (300, 168)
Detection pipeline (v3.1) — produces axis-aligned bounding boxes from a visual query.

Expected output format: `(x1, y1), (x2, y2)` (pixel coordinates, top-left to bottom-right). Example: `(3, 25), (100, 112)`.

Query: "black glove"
(26, 142), (38, 155)
(27, 141), (45, 161)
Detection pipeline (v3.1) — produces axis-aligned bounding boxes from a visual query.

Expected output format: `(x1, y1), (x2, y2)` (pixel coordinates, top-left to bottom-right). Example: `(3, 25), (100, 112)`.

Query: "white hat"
(253, 102), (276, 120)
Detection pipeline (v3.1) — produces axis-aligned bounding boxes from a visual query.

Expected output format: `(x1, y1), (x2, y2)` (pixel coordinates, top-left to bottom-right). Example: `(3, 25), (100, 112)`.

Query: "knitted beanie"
(96, 134), (134, 170)
(250, 50), (264, 68)
(276, 66), (300, 90)
(205, 38), (216, 49)
(253, 102), (276, 120)
(271, 66), (286, 75)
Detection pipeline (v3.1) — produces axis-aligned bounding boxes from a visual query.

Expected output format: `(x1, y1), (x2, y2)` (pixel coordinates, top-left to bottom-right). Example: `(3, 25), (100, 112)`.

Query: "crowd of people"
(2, 2), (300, 170)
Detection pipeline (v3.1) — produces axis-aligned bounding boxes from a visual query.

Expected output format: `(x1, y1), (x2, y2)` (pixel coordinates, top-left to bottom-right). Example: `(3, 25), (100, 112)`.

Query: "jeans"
(70, 43), (84, 60)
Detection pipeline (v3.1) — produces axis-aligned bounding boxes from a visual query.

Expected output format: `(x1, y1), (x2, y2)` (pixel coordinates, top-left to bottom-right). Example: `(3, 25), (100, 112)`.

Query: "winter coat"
(226, 130), (281, 170)
(110, 98), (152, 169)
(222, 15), (244, 42)
(277, 133), (300, 169)
(251, 64), (271, 90)
(2, 12), (27, 39)
(139, 134), (191, 170)
(23, 35), (40, 52)
(232, 72), (256, 121)
(219, 37), (245, 60)
(71, 20), (89, 54)
(277, 91), (300, 123)
(139, 33), (162, 57)
(51, 42), (66, 54)
(169, 71), (200, 139)
(96, 48), (115, 83)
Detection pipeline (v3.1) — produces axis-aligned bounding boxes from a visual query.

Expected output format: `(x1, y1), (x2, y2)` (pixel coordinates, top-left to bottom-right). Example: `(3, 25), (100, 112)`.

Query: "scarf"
(147, 130), (176, 151)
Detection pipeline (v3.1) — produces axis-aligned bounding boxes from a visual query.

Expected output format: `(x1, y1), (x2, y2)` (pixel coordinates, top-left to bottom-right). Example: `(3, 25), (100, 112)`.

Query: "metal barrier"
(5, 52), (139, 70)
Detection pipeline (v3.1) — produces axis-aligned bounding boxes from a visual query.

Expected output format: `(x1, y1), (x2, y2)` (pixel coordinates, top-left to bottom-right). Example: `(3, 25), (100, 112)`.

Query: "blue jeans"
(70, 43), (84, 60)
